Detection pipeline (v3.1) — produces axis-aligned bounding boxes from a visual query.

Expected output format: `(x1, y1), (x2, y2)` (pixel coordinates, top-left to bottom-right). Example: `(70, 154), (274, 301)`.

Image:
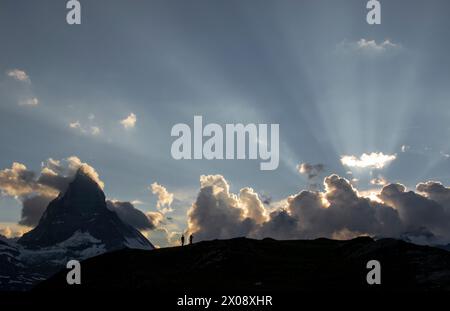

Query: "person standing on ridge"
(189, 234), (193, 245)
(181, 234), (185, 246)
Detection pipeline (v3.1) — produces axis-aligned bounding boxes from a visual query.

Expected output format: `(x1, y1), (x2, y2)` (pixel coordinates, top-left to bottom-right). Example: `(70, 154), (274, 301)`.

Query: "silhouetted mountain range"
(37, 236), (450, 292)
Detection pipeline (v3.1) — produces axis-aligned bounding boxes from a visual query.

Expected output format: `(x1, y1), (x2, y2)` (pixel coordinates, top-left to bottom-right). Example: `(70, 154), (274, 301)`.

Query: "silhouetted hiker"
(189, 234), (193, 245)
(181, 234), (185, 246)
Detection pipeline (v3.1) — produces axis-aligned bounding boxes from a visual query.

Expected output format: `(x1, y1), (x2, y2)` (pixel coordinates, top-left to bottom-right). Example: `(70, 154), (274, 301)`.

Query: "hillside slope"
(36, 237), (450, 291)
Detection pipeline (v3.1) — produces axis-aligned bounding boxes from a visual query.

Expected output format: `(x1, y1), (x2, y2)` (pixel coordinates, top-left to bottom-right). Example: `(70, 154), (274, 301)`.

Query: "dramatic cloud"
(187, 173), (450, 245)
(0, 157), (104, 227)
(146, 211), (164, 228)
(238, 187), (268, 224)
(18, 97), (39, 106)
(341, 152), (396, 169)
(4, 160), (450, 246)
(142, 226), (176, 248)
(186, 175), (261, 240)
(40, 157), (104, 190)
(107, 200), (162, 230)
(19, 195), (54, 227)
(120, 113), (137, 129)
(416, 181), (450, 208)
(297, 163), (324, 180)
(0, 157), (167, 236)
(380, 183), (450, 243)
(0, 162), (46, 197)
(6, 69), (30, 82)
(150, 182), (174, 213)
(259, 175), (401, 240)
(0, 225), (31, 239)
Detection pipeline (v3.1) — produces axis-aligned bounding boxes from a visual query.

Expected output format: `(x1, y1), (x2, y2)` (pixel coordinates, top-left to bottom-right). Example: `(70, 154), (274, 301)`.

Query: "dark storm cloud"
(0, 157), (104, 227)
(286, 175), (402, 239)
(416, 181), (450, 208)
(380, 183), (450, 241)
(257, 210), (298, 240)
(0, 158), (164, 232)
(0, 162), (43, 197)
(256, 175), (402, 240)
(0, 162), (57, 227)
(19, 194), (54, 227)
(187, 174), (450, 245)
(187, 176), (256, 241)
(37, 169), (72, 193)
(107, 200), (162, 230)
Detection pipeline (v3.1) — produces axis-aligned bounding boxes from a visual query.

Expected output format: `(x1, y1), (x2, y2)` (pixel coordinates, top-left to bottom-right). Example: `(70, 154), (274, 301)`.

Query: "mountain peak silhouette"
(18, 168), (153, 250)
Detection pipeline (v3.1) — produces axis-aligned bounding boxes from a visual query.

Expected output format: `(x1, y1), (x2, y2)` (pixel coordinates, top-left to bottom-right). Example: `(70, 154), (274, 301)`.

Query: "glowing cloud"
(151, 182), (174, 213)
(6, 69), (30, 82)
(120, 113), (137, 129)
(0, 224), (31, 238)
(0, 157), (104, 227)
(340, 152), (396, 169)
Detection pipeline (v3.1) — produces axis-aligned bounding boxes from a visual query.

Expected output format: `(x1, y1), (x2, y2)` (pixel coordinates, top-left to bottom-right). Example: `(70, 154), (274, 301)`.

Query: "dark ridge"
(36, 237), (450, 292)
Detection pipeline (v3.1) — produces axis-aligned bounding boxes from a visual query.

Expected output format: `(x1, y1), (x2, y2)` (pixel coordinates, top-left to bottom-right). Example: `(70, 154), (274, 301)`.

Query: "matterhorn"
(19, 167), (154, 250)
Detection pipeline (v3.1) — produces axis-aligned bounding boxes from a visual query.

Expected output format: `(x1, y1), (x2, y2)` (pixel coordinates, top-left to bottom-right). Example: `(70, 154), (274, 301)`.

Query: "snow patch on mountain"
(124, 236), (154, 250)
(18, 231), (108, 266)
(58, 230), (102, 248)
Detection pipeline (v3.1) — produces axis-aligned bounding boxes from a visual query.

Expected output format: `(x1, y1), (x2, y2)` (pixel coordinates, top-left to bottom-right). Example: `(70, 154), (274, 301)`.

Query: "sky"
(1, 0), (450, 247)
